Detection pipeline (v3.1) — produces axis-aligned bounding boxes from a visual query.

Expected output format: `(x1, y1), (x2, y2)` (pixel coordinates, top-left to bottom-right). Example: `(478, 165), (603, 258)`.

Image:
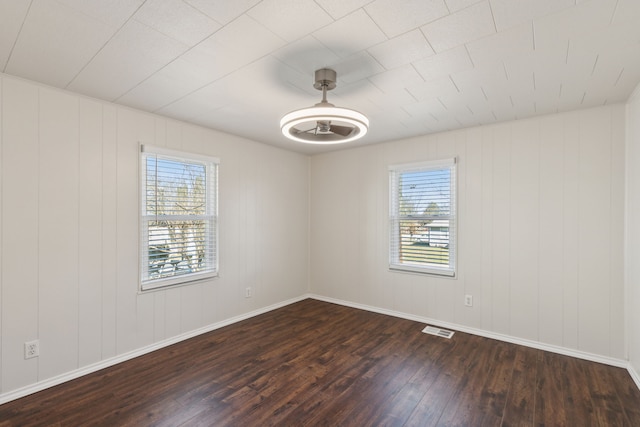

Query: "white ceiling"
(1, 0), (639, 154)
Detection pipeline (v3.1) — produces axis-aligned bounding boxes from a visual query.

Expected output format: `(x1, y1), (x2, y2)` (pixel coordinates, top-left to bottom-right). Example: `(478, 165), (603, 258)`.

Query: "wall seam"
(0, 75), (3, 393)
(307, 155), (312, 293)
(36, 85), (40, 382)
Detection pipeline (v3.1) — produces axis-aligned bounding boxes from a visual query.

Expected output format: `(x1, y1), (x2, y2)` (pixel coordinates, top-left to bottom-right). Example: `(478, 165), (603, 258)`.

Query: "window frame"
(139, 144), (219, 291)
(388, 158), (457, 277)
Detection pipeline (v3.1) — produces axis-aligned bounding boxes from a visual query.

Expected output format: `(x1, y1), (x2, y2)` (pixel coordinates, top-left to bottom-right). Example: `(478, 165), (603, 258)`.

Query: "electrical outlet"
(464, 294), (473, 307)
(25, 340), (39, 359)
(245, 287), (252, 298)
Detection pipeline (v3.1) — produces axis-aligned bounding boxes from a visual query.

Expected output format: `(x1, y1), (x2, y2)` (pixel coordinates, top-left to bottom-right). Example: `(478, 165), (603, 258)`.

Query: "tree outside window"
(141, 146), (218, 291)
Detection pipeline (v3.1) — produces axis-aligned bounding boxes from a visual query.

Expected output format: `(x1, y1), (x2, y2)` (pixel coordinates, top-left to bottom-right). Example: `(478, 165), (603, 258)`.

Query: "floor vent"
(422, 325), (455, 339)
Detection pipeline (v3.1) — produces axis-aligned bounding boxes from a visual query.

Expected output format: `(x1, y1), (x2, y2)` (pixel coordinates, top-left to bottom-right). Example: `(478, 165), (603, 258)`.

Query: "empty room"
(1, 0), (640, 425)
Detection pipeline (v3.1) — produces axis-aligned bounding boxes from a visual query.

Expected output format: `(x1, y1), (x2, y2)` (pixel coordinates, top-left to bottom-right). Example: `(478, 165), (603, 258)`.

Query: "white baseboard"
(307, 294), (630, 369)
(629, 363), (640, 391)
(2, 293), (637, 405)
(0, 295), (308, 406)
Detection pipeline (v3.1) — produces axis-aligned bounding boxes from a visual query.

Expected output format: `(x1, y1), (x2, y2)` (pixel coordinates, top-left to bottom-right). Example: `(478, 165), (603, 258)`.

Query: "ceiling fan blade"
(329, 124), (354, 136)
(294, 126), (319, 134)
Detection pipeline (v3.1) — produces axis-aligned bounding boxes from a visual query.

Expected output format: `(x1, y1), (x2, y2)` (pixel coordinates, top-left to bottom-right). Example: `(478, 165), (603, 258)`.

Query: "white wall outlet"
(245, 287), (253, 298)
(25, 340), (39, 359)
(464, 294), (473, 307)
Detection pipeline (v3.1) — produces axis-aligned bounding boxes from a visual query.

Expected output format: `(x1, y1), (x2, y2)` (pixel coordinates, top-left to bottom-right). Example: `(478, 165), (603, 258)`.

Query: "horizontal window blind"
(389, 158), (456, 277)
(140, 145), (219, 291)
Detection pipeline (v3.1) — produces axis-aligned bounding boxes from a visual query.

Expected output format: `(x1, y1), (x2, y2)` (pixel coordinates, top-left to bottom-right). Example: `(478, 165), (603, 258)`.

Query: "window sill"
(389, 264), (456, 278)
(140, 271), (219, 293)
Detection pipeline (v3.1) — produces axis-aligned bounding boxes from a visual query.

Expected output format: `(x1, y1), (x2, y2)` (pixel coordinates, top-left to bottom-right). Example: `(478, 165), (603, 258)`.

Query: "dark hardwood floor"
(1, 298), (639, 426)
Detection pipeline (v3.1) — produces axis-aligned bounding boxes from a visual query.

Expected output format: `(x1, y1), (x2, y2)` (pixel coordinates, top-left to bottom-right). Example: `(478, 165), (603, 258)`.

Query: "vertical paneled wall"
(0, 74), (309, 396)
(626, 86), (640, 381)
(310, 105), (626, 359)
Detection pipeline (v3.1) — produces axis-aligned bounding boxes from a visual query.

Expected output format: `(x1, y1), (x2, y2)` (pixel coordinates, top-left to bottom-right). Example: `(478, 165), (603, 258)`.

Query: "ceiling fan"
(280, 68), (369, 144)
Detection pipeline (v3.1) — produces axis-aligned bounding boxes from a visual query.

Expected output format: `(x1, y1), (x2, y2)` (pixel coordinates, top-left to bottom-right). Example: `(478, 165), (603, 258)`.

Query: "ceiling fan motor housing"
(313, 68), (337, 91)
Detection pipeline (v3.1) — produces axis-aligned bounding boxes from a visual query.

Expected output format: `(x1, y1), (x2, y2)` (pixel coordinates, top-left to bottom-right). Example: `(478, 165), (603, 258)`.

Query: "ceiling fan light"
(280, 105), (369, 144)
(280, 68), (369, 145)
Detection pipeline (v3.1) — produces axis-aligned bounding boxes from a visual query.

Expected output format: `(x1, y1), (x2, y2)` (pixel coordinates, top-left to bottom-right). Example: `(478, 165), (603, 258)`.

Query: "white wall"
(626, 87), (640, 383)
(310, 105), (626, 360)
(0, 74), (309, 397)
(0, 69), (634, 400)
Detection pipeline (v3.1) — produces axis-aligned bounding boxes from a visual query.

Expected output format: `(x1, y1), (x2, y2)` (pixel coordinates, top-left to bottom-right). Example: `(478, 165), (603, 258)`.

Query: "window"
(140, 145), (218, 291)
(389, 158), (457, 276)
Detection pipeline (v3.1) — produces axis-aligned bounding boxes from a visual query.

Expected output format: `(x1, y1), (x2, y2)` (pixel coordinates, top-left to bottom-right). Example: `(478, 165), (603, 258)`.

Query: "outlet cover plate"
(25, 340), (39, 359)
(464, 294), (473, 307)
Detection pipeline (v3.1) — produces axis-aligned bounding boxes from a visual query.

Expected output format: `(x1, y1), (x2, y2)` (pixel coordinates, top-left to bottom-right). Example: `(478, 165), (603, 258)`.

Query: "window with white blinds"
(140, 145), (219, 291)
(389, 158), (457, 277)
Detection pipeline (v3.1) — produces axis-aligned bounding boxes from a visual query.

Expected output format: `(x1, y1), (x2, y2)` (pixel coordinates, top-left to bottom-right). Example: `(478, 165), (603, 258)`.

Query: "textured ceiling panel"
(5, 0), (117, 87)
(421, 1), (496, 53)
(0, 0), (638, 154)
(67, 19), (188, 100)
(312, 9), (387, 58)
(413, 45), (473, 82)
(56, 0), (144, 27)
(314, 0), (372, 20)
(184, 0), (260, 25)
(134, 0), (222, 45)
(0, 1), (31, 70)
(489, 0), (575, 31)
(367, 29), (435, 70)
(247, 0), (332, 42)
(365, 0), (449, 38)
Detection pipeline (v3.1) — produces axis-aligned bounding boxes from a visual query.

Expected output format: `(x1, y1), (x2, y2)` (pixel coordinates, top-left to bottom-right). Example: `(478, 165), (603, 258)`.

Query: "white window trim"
(388, 157), (457, 277)
(139, 144), (219, 291)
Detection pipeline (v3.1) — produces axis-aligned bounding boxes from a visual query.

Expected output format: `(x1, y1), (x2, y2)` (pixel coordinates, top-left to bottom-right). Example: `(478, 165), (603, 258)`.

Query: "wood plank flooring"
(1, 299), (639, 426)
